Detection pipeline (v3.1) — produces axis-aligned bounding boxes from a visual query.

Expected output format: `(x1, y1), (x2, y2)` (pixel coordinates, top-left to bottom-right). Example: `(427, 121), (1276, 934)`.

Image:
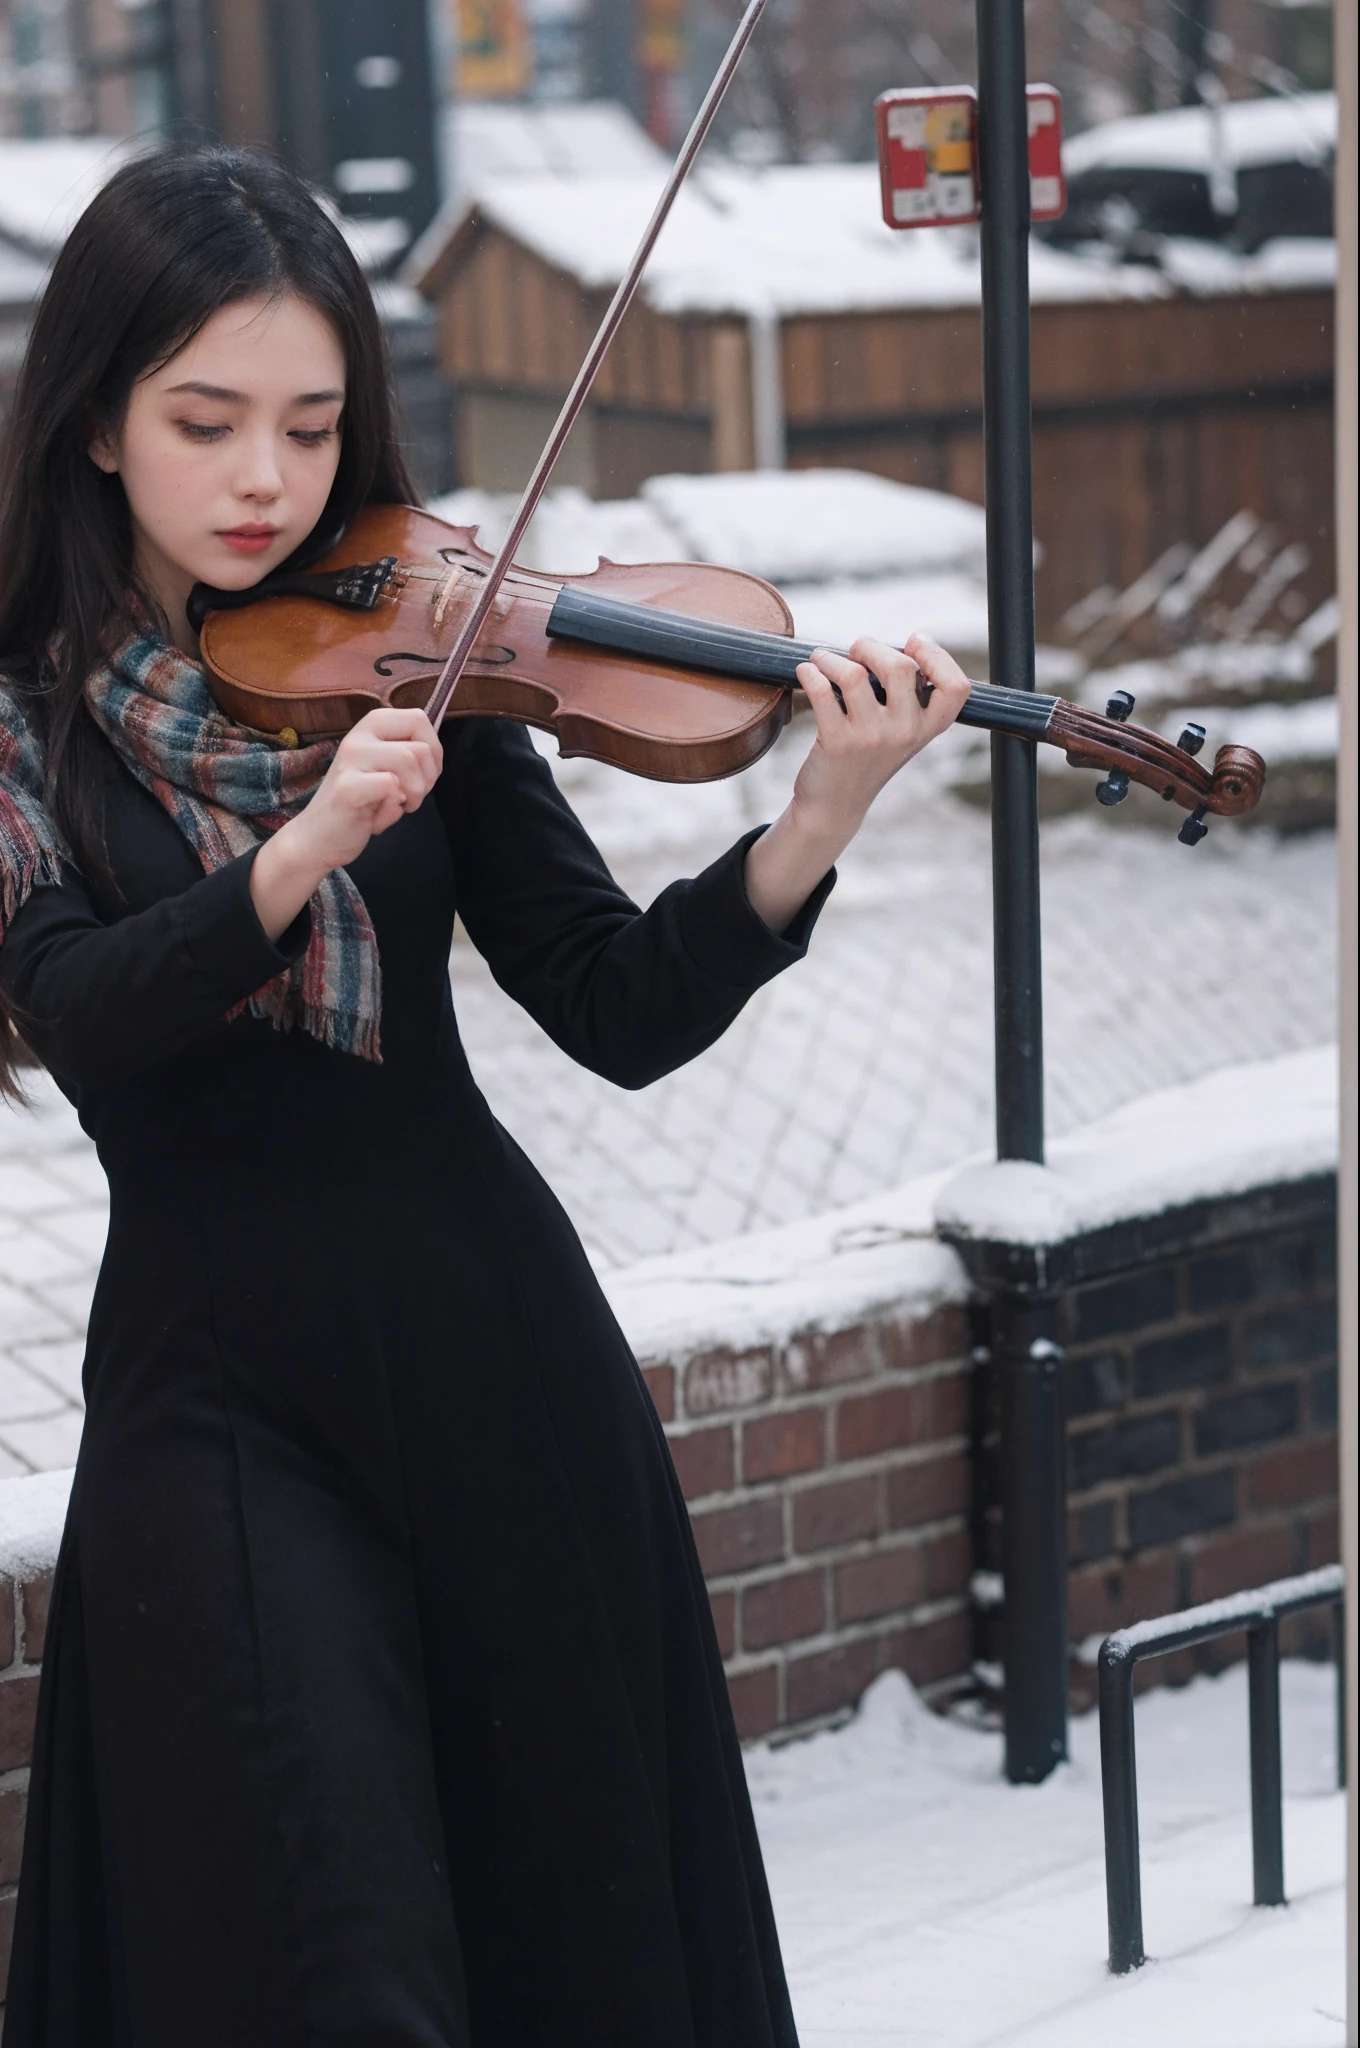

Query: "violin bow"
(422, 0), (772, 728)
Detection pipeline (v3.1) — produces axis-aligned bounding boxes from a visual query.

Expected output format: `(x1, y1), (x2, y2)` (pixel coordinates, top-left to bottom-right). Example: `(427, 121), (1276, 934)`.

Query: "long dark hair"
(0, 142), (416, 1093)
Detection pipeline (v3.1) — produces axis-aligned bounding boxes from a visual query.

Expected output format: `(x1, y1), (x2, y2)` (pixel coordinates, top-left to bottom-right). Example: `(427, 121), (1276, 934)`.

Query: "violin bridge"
(431, 564), (513, 633)
(432, 562), (478, 632)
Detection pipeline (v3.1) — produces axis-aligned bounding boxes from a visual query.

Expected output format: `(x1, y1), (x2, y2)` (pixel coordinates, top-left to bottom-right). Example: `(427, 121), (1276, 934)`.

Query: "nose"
(234, 425), (284, 507)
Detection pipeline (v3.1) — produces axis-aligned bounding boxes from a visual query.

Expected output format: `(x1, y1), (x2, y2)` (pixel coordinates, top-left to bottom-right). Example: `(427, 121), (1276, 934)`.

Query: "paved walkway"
(0, 723), (1337, 1473)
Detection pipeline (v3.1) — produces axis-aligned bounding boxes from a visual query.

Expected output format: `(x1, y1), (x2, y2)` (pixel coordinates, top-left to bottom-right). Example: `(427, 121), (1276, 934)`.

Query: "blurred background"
(0, 0), (1341, 1274)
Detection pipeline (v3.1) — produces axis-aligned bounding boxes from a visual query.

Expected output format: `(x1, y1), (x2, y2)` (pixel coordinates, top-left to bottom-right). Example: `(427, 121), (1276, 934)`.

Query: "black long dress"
(0, 710), (830, 2047)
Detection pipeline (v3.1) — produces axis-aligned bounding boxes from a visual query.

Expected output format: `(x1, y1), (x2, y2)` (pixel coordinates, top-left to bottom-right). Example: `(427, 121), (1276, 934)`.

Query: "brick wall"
(963, 1175), (1341, 1705)
(0, 1562), (48, 2003)
(0, 1173), (1340, 2008)
(638, 1300), (976, 1742)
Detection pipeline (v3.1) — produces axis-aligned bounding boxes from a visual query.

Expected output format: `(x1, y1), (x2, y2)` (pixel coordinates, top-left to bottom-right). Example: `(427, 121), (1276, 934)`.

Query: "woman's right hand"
(249, 708), (443, 941)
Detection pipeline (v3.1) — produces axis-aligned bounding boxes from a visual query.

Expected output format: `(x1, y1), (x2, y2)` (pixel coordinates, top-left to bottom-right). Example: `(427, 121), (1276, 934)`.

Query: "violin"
(195, 501), (1266, 845)
(192, 0), (1263, 846)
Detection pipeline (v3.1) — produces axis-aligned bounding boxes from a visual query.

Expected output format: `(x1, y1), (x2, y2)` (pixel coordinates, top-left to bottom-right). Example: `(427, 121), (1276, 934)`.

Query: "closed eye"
(290, 427), (338, 447)
(178, 421), (230, 442)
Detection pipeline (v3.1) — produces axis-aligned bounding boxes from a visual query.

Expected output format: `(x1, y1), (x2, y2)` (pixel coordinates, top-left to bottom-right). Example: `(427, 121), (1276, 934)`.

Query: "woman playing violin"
(0, 146), (968, 2046)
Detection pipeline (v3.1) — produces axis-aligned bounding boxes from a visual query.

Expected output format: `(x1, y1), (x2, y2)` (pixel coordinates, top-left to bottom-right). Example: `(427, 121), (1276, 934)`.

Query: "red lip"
(219, 526), (280, 554)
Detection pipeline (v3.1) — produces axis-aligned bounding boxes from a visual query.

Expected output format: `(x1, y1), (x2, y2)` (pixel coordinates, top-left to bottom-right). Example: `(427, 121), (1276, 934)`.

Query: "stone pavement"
(0, 721), (1337, 1474)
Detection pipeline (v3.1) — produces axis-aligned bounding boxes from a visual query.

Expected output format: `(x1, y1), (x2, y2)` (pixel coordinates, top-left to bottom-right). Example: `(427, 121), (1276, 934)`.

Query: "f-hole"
(375, 647), (516, 676)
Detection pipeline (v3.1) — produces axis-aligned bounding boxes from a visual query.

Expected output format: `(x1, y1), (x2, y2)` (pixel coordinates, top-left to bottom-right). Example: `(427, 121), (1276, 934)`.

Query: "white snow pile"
(0, 1466), (73, 1580)
(1075, 595), (1340, 709)
(0, 135), (133, 257)
(428, 469), (994, 658)
(936, 1045), (1336, 1248)
(1063, 91), (1336, 179)
(604, 1163), (966, 1366)
(1156, 233), (1336, 295)
(755, 1656), (1345, 2045)
(779, 573), (990, 661)
(1165, 694), (1339, 765)
(431, 468), (986, 584)
(640, 470), (988, 585)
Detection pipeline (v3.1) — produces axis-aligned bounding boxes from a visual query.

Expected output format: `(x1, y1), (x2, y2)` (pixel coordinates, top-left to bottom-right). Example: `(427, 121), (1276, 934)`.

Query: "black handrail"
(1098, 1562), (1345, 1974)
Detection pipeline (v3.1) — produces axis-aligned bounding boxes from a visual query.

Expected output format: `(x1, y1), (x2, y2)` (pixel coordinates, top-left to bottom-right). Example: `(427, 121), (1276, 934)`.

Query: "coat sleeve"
(0, 851), (310, 1088)
(438, 718), (834, 1091)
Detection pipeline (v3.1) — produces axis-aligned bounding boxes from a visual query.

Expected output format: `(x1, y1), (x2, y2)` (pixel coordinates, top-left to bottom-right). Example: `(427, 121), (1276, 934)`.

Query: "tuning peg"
(1177, 722), (1207, 756)
(1105, 689), (1135, 722)
(1096, 769), (1131, 806)
(1178, 804), (1209, 846)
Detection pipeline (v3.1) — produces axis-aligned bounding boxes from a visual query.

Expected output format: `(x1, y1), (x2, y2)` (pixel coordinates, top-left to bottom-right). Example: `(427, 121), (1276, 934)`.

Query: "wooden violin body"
(196, 501), (1267, 833)
(199, 505), (793, 783)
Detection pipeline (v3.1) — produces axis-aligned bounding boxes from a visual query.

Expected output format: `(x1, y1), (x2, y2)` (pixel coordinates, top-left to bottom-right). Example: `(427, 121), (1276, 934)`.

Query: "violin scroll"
(1045, 698), (1265, 841)
(1207, 744), (1267, 817)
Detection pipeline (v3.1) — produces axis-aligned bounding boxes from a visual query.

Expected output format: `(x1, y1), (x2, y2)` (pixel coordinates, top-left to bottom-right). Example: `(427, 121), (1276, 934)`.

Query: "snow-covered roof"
(411, 158), (1330, 317)
(0, 135), (133, 257)
(447, 99), (668, 184)
(1064, 90), (1335, 179)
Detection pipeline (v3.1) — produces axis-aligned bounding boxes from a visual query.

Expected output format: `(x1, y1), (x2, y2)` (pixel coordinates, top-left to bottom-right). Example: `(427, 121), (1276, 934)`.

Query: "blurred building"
(0, 3), (444, 266)
(1, 2), (1333, 155)
(0, 1), (457, 491)
(0, 0), (1338, 515)
(410, 148), (1336, 632)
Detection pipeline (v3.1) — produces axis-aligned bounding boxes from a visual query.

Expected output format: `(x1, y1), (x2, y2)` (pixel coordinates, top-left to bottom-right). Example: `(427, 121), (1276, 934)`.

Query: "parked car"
(1043, 91), (1335, 257)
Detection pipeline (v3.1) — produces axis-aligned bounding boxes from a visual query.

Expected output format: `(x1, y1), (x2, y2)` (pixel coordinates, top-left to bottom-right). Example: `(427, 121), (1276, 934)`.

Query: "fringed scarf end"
(0, 843), (64, 944)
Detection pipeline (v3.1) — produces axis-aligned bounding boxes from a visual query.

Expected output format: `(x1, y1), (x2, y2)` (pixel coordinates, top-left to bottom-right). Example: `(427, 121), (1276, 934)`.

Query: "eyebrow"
(165, 380), (345, 405)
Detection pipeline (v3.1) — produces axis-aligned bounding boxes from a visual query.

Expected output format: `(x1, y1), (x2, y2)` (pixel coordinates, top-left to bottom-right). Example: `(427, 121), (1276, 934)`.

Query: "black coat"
(0, 714), (831, 2047)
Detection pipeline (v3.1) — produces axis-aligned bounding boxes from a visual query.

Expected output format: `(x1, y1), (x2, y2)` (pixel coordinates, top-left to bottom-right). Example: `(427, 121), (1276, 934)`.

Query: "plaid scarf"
(1, 626), (382, 1061)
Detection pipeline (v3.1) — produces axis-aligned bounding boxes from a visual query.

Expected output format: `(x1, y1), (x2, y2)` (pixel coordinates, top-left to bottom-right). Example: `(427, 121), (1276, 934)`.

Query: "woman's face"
(89, 291), (347, 621)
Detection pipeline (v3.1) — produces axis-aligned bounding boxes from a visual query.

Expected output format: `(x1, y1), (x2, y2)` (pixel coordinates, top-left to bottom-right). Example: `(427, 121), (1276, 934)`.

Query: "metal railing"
(1098, 1562), (1346, 1974)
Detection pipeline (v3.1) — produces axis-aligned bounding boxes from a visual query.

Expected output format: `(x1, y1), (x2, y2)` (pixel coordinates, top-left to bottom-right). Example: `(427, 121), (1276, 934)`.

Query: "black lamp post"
(974, 0), (1069, 1787)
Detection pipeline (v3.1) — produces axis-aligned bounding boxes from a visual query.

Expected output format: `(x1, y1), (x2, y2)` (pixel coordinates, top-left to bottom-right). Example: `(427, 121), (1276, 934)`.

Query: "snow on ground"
(755, 1658), (1345, 2047)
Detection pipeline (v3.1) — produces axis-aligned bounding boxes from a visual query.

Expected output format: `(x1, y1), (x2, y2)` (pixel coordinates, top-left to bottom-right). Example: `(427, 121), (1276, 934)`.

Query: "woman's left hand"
(791, 633), (971, 841)
(743, 634), (971, 936)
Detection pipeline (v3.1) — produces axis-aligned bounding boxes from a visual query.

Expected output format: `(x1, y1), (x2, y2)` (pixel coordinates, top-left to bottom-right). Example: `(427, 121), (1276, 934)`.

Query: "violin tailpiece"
(189, 557), (403, 632)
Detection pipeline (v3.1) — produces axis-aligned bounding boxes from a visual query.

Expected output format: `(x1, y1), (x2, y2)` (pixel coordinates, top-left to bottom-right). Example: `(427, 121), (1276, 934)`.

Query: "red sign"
(1026, 85), (1066, 221)
(876, 83), (1067, 229)
(875, 89), (979, 229)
